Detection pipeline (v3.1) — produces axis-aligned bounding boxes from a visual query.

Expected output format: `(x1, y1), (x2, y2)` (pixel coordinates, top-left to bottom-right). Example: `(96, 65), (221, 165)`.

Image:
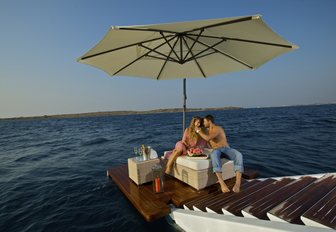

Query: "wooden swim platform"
(107, 161), (258, 222)
(108, 163), (336, 229)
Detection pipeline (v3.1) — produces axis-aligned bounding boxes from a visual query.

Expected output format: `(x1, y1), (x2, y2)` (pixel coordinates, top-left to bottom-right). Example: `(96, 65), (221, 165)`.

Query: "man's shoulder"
(214, 124), (224, 131)
(214, 125), (225, 135)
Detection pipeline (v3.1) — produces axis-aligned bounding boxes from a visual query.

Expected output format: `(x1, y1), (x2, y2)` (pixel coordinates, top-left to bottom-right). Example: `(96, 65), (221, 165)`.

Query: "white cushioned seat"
(164, 149), (236, 190)
(175, 156), (213, 170)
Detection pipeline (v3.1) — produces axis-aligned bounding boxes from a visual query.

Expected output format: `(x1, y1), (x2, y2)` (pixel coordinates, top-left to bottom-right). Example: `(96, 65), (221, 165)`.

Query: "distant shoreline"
(0, 107), (241, 121)
(1, 103), (334, 121)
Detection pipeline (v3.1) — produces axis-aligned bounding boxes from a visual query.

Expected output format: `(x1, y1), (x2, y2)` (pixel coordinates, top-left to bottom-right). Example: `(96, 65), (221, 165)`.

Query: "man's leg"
(211, 149), (230, 193)
(222, 147), (244, 193)
(233, 171), (242, 193)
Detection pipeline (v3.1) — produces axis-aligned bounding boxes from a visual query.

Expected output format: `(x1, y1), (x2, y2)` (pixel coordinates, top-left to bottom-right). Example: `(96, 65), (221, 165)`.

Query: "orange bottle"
(155, 176), (161, 193)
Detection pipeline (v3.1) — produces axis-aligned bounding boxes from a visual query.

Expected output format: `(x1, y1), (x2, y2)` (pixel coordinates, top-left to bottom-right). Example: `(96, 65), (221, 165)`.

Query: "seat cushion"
(176, 156), (214, 170)
(171, 158), (235, 190)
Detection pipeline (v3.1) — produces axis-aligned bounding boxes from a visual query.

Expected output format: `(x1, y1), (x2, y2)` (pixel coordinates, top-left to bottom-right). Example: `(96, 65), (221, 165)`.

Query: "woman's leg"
(165, 148), (183, 174)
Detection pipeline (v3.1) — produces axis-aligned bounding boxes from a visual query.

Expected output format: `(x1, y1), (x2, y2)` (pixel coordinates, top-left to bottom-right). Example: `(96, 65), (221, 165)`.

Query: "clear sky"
(1, 0), (335, 118)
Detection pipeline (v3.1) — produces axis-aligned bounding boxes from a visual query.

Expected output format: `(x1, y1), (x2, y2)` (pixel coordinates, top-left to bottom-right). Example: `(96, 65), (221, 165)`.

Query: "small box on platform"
(128, 157), (160, 185)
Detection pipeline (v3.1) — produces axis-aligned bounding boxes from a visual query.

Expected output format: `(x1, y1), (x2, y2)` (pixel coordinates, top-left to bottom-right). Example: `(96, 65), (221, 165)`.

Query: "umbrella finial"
(252, 14), (262, 20)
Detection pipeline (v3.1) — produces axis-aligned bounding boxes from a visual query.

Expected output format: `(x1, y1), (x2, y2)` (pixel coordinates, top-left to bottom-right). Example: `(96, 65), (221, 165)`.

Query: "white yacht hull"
(170, 209), (333, 232)
(169, 173), (336, 232)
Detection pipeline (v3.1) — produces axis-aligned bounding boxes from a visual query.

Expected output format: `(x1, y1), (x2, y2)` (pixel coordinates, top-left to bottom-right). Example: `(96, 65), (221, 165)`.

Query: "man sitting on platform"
(195, 115), (244, 193)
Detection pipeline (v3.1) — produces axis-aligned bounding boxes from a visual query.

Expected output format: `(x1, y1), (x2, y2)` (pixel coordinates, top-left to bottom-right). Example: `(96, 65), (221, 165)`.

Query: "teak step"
(196, 179), (260, 212)
(183, 190), (221, 210)
(205, 179), (276, 214)
(191, 178), (238, 211)
(268, 174), (336, 225)
(242, 176), (317, 220)
(191, 179), (258, 212)
(222, 178), (295, 216)
(301, 185), (336, 229)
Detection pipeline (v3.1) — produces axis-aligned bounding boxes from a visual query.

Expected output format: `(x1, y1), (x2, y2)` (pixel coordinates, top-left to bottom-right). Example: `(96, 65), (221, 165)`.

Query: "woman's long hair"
(188, 116), (202, 141)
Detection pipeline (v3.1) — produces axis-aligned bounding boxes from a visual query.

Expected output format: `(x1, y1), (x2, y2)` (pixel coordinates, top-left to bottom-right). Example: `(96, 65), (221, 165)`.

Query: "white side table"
(128, 157), (160, 185)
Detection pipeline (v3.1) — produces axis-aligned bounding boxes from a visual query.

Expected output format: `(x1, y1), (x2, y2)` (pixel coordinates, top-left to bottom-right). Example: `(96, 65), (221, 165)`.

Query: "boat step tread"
(268, 173), (336, 225)
(242, 176), (317, 220)
(185, 177), (239, 210)
(183, 190), (221, 210)
(301, 185), (336, 229)
(191, 179), (259, 212)
(190, 178), (238, 211)
(223, 178), (295, 216)
(205, 178), (276, 214)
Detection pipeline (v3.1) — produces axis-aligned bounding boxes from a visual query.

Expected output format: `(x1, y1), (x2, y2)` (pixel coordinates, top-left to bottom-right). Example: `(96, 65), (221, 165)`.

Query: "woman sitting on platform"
(165, 116), (208, 174)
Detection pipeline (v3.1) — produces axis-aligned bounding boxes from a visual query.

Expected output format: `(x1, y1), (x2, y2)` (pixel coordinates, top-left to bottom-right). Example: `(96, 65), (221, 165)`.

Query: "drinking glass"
(133, 147), (141, 160)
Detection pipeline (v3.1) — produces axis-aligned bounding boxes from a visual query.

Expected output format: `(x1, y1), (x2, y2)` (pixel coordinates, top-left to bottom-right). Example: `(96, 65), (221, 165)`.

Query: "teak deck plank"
(163, 174), (218, 207)
(204, 180), (261, 213)
(107, 163), (235, 221)
(206, 179), (276, 214)
(107, 162), (259, 222)
(301, 183), (336, 229)
(223, 178), (295, 216)
(242, 176), (317, 220)
(108, 165), (170, 222)
(268, 174), (336, 225)
(190, 178), (237, 211)
(184, 190), (222, 210)
(198, 180), (260, 213)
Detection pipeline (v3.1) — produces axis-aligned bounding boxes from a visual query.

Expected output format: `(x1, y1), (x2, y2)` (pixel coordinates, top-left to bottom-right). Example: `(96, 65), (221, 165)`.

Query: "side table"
(128, 157), (160, 185)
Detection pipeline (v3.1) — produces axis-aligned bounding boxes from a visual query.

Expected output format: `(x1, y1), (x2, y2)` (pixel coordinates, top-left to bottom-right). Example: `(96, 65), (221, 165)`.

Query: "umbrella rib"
(118, 26), (178, 35)
(190, 51), (217, 60)
(222, 36), (294, 48)
(160, 32), (180, 60)
(179, 35), (183, 63)
(145, 54), (176, 62)
(186, 35), (254, 69)
(80, 35), (174, 60)
(112, 36), (177, 76)
(184, 38), (226, 63)
(181, 37), (206, 78)
(183, 16), (254, 34)
(156, 37), (180, 80)
(117, 16), (254, 36)
(139, 42), (179, 63)
(183, 29), (204, 61)
(187, 33), (294, 49)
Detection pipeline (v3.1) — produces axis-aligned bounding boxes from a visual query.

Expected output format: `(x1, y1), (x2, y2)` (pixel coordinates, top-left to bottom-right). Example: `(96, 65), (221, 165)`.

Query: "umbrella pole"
(183, 78), (187, 135)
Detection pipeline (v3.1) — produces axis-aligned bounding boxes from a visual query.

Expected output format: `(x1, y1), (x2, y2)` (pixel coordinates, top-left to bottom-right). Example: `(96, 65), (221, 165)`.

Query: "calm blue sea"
(1, 104), (336, 232)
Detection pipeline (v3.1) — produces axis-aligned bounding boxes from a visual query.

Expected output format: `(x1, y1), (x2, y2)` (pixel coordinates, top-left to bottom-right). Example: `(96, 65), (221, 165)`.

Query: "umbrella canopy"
(78, 15), (298, 131)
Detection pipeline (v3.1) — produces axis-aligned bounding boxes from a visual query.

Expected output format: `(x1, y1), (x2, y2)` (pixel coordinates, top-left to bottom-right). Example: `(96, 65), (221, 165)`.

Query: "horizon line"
(1, 103), (335, 121)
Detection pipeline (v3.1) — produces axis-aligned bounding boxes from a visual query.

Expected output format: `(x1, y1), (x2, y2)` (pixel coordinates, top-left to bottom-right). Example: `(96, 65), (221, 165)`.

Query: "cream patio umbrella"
(77, 15), (298, 132)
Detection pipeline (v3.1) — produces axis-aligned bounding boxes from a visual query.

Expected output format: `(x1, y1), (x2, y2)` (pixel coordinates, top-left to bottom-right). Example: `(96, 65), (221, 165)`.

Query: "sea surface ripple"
(0, 104), (335, 231)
